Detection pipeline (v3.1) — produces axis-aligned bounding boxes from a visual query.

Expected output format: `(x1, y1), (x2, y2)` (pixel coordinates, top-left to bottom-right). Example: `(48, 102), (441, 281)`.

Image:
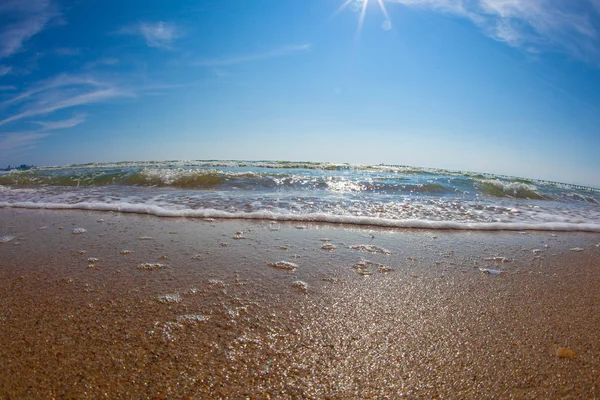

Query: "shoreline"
(1, 208), (599, 398)
(2, 203), (600, 232)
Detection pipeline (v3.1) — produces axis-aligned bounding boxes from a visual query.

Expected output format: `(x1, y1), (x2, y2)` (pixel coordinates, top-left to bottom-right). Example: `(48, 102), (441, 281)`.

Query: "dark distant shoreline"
(2, 164), (34, 171)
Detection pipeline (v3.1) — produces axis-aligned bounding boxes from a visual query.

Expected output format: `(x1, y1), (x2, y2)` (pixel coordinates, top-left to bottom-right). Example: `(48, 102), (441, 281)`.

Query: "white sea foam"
(291, 280), (308, 292)
(1, 201), (600, 232)
(137, 263), (168, 270)
(157, 293), (182, 303)
(177, 314), (207, 323)
(268, 261), (298, 270)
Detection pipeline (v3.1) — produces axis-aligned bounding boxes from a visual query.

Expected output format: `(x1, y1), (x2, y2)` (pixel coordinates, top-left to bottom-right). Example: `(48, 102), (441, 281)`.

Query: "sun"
(336, 0), (392, 40)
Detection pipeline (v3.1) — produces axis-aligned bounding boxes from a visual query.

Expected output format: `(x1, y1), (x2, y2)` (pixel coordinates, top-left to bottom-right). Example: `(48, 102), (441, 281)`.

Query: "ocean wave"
(2, 201), (599, 232)
(477, 179), (547, 200)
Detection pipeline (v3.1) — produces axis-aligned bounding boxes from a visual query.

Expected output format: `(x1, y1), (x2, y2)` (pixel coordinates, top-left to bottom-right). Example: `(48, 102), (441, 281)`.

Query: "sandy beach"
(1, 208), (599, 398)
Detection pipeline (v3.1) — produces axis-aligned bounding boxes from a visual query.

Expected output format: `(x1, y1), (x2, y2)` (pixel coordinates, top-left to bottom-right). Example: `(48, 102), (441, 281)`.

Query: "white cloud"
(0, 0), (61, 59)
(119, 21), (181, 49)
(0, 65), (11, 76)
(32, 114), (86, 130)
(387, 0), (600, 64)
(0, 85), (16, 91)
(195, 44), (312, 67)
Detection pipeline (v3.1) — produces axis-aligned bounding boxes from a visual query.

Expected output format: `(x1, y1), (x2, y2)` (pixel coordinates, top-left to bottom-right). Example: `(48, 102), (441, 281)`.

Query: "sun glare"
(336, 0), (393, 40)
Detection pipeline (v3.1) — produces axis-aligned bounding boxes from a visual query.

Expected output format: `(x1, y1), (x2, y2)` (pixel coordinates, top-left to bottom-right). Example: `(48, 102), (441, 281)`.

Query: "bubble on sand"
(378, 265), (393, 273)
(292, 280), (308, 292)
(556, 347), (576, 358)
(72, 228), (87, 234)
(570, 247), (584, 252)
(155, 321), (183, 341)
(204, 218), (215, 222)
(219, 242), (228, 247)
(532, 249), (542, 253)
(157, 293), (182, 303)
(296, 225), (307, 229)
(349, 245), (392, 255)
(87, 257), (99, 263)
(78, 250), (86, 254)
(137, 263), (168, 270)
(0, 236), (15, 243)
(97, 219), (104, 222)
(177, 314), (208, 323)
(321, 243), (336, 251)
(120, 250), (132, 255)
(479, 268), (502, 275)
(38, 226), (48, 230)
(267, 261), (298, 271)
(138, 236), (153, 240)
(354, 259), (392, 275)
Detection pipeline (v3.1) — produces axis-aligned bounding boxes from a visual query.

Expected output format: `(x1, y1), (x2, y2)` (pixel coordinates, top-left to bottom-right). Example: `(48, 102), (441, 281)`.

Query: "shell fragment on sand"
(0, 235), (15, 243)
(556, 347), (576, 358)
(72, 228), (87, 234)
(479, 268), (502, 275)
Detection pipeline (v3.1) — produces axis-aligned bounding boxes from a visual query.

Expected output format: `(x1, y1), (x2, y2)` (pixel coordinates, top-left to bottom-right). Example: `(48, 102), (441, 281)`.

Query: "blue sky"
(0, 0), (599, 186)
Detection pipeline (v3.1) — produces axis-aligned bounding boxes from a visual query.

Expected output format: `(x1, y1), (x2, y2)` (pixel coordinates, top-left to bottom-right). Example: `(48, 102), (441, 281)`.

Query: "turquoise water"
(1, 160), (599, 231)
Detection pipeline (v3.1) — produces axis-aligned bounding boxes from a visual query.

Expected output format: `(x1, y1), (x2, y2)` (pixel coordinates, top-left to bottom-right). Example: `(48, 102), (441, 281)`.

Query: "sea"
(1, 160), (599, 232)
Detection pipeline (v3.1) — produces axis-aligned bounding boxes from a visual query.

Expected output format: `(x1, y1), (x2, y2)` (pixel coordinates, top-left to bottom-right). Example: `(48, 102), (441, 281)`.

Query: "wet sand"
(0, 208), (599, 399)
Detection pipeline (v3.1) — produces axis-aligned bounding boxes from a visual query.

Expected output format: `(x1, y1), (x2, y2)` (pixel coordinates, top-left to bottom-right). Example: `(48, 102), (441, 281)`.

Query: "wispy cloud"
(0, 131), (50, 152)
(0, 0), (61, 59)
(0, 85), (16, 91)
(83, 57), (119, 70)
(194, 44), (312, 67)
(0, 87), (129, 126)
(387, 0), (600, 64)
(0, 65), (11, 76)
(0, 74), (132, 127)
(32, 114), (86, 130)
(118, 21), (181, 50)
(2, 74), (108, 107)
(54, 47), (81, 56)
